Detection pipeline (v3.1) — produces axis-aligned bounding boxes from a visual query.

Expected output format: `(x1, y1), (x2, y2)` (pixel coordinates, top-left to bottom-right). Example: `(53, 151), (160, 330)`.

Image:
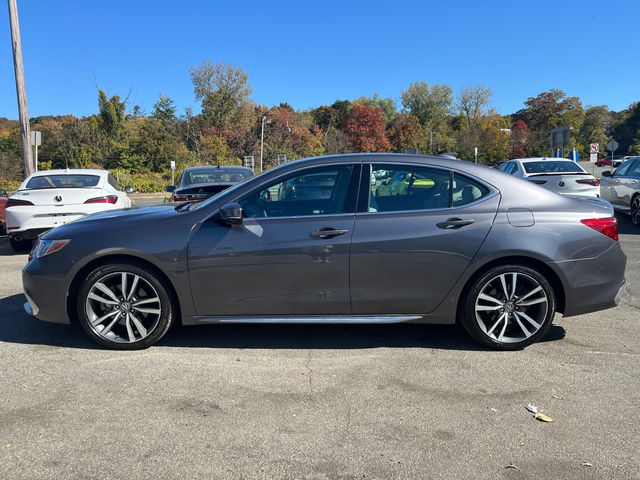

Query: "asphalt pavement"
(0, 217), (639, 479)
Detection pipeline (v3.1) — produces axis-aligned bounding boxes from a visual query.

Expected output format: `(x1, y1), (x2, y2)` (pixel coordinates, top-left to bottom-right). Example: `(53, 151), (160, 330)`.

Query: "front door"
(188, 164), (359, 316)
(350, 163), (499, 314)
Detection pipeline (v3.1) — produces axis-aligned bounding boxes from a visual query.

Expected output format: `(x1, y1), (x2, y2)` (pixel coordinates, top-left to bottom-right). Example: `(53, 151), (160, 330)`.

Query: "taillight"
(581, 217), (618, 241)
(6, 198), (34, 207)
(84, 195), (118, 204)
(173, 194), (188, 202)
(576, 179), (600, 187)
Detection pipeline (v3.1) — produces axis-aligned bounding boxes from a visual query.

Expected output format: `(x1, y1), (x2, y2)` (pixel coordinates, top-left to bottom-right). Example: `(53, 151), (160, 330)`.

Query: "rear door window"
(367, 164), (450, 212)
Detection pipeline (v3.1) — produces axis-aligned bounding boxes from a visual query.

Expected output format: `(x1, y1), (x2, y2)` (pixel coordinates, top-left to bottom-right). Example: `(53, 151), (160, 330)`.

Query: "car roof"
(184, 165), (253, 171)
(511, 157), (575, 163)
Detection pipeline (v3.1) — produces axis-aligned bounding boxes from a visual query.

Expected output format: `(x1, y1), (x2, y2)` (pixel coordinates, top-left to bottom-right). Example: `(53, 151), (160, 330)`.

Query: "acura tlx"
(21, 154), (626, 350)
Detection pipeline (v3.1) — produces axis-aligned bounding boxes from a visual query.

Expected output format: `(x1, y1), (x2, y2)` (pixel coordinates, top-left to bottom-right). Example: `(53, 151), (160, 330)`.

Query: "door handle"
(310, 228), (349, 239)
(436, 218), (475, 229)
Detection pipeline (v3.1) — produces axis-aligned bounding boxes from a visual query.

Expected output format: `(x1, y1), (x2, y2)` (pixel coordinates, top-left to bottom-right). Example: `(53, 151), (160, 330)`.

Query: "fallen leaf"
(525, 403), (539, 414)
(2, 443), (11, 449)
(20, 384), (27, 389)
(552, 395), (562, 400)
(534, 412), (554, 422)
(581, 462), (593, 467)
(505, 463), (519, 470)
(489, 407), (498, 412)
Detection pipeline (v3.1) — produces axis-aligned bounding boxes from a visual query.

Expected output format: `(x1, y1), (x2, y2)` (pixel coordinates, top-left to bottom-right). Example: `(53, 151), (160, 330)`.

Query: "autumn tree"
(510, 120), (529, 158)
(388, 114), (424, 151)
(513, 89), (584, 155)
(342, 105), (390, 152)
(457, 85), (492, 130)
(354, 94), (397, 126)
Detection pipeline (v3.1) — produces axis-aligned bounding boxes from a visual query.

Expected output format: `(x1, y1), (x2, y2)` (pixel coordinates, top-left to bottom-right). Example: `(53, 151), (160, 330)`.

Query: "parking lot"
(0, 217), (638, 479)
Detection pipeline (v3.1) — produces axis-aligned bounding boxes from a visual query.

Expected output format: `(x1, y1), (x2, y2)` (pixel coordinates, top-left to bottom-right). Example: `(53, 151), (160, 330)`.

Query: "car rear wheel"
(9, 235), (33, 252)
(462, 265), (556, 350)
(631, 195), (640, 226)
(77, 262), (175, 350)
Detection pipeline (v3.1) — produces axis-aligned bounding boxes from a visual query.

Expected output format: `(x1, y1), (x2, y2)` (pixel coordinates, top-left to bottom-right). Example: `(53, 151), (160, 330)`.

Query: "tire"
(461, 265), (556, 350)
(631, 195), (640, 227)
(9, 236), (33, 252)
(76, 262), (176, 350)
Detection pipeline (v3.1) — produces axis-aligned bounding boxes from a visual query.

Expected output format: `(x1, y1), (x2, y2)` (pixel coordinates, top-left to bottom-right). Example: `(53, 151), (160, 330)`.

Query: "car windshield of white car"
(523, 161), (585, 175)
(24, 175), (101, 190)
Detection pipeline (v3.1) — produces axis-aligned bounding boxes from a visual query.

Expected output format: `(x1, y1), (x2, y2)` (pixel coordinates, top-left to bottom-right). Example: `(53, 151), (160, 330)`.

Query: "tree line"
(1, 60), (639, 189)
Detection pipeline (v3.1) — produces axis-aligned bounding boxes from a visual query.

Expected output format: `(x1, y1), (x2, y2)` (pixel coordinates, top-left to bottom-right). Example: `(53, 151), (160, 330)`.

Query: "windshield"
(24, 174), (101, 190)
(184, 168), (252, 185)
(523, 161), (584, 174)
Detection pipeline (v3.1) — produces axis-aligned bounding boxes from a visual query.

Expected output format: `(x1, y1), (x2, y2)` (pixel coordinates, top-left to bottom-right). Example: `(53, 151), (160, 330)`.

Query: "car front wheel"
(462, 265), (556, 350)
(9, 235), (33, 252)
(77, 262), (175, 350)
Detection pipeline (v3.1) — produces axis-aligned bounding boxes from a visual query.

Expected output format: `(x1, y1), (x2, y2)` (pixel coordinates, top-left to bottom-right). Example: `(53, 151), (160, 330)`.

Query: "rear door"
(601, 159), (636, 208)
(350, 163), (499, 315)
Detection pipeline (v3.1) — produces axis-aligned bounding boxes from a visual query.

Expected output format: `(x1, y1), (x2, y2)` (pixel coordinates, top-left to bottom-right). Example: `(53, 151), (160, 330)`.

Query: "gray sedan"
(600, 156), (640, 226)
(22, 154), (626, 350)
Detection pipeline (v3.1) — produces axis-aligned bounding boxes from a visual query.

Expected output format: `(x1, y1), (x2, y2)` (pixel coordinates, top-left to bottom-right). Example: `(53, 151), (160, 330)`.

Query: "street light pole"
(7, 0), (34, 177)
(260, 116), (266, 172)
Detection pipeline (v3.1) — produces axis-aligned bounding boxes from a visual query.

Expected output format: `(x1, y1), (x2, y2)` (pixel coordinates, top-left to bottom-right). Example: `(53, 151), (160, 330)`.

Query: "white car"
(5, 169), (132, 251)
(498, 157), (600, 198)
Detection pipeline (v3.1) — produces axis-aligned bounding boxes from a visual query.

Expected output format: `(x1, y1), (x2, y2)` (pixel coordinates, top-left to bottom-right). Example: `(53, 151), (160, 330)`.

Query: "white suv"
(5, 169), (132, 251)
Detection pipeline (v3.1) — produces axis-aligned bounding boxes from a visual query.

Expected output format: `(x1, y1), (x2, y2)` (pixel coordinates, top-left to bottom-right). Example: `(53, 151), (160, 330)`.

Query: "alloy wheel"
(632, 197), (640, 226)
(85, 272), (162, 344)
(474, 272), (548, 344)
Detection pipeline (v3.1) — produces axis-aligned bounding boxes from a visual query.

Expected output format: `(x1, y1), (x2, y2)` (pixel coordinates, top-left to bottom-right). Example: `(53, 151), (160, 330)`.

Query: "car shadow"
(0, 293), (566, 351)
(617, 214), (639, 235)
(0, 236), (29, 257)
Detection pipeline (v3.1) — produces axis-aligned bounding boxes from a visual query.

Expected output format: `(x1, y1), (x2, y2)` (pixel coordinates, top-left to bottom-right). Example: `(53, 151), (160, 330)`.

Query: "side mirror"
(166, 185), (176, 193)
(124, 186), (135, 194)
(601, 171), (611, 177)
(0, 189), (7, 197)
(219, 202), (243, 225)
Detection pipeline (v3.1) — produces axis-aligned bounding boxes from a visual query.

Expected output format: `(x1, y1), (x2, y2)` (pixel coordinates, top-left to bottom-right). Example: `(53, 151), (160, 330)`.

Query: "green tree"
(401, 82), (454, 153)
(457, 85), (492, 130)
(152, 94), (177, 126)
(98, 90), (126, 136)
(190, 61), (253, 135)
(579, 106), (611, 155)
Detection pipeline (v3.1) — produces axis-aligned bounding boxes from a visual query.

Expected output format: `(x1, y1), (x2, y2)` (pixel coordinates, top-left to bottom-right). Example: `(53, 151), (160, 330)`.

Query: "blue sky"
(1, 0), (638, 119)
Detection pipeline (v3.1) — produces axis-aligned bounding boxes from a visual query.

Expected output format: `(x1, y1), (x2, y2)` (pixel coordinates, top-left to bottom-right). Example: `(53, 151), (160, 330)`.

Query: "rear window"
(185, 168), (252, 185)
(523, 161), (583, 174)
(25, 175), (101, 190)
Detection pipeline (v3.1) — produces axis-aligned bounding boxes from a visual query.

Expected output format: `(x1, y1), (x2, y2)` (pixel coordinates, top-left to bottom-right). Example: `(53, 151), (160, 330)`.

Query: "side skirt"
(182, 315), (425, 326)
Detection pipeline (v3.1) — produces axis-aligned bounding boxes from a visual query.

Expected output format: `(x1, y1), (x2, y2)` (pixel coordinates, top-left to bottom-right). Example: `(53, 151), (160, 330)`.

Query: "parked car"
(167, 165), (253, 202)
(0, 188), (8, 235)
(498, 158), (600, 198)
(5, 169), (133, 252)
(595, 158), (612, 167)
(601, 157), (640, 226)
(22, 154), (626, 351)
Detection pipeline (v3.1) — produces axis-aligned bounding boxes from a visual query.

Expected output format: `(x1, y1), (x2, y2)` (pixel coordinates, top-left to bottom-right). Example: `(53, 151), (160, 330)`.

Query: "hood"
(43, 205), (178, 239)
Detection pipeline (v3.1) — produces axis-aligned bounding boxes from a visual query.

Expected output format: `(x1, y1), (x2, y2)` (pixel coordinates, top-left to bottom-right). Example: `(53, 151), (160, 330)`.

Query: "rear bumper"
(5, 204), (117, 234)
(557, 241), (627, 317)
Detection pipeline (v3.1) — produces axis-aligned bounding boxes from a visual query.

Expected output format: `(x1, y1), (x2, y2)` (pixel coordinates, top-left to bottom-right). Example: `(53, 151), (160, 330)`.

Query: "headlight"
(30, 239), (70, 260)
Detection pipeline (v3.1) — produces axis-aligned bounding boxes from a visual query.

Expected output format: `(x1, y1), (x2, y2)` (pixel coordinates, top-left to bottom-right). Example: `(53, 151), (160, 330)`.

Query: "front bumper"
(22, 256), (73, 324)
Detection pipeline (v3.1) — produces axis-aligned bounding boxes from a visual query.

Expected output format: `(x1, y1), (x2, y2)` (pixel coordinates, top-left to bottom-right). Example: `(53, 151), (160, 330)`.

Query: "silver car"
(22, 154), (626, 351)
(601, 156), (640, 226)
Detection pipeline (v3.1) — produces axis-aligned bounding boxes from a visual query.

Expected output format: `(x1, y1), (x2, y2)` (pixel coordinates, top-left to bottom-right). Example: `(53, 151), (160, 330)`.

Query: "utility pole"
(259, 116), (266, 172)
(8, 0), (34, 177)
